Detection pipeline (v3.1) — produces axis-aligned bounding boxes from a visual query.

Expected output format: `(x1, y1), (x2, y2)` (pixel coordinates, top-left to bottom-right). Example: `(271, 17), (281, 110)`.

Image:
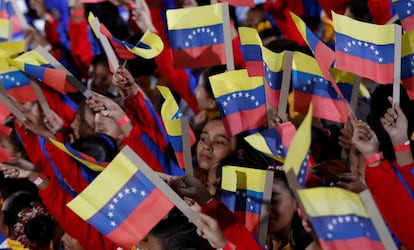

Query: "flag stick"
(263, 79), (274, 127)
(257, 170), (274, 246)
(386, 14), (399, 25)
(360, 190), (397, 250)
(278, 51), (293, 122)
(123, 146), (201, 224)
(30, 80), (52, 116)
(221, 2), (234, 71)
(35, 46), (94, 98)
(393, 24), (402, 105)
(89, 17), (120, 72)
(9, 0), (28, 29)
(6, 20), (12, 42)
(181, 116), (194, 177)
(349, 75), (361, 113)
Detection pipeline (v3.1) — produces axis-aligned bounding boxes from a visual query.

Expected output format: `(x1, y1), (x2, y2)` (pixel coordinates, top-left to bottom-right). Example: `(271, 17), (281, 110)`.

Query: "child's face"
(267, 181), (297, 235)
(196, 119), (236, 170)
(195, 77), (215, 111)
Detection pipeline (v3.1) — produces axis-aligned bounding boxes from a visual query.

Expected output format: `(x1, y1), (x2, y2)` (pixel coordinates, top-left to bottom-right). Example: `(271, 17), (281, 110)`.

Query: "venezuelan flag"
(298, 187), (387, 250)
(262, 47), (285, 108)
(401, 31), (414, 99)
(284, 104), (312, 188)
(9, 50), (77, 94)
(166, 3), (226, 69)
(0, 0), (23, 41)
(239, 27), (264, 77)
(221, 165), (269, 237)
(330, 68), (357, 103)
(244, 128), (287, 162)
(0, 58), (36, 103)
(292, 52), (348, 123)
(157, 86), (195, 169)
(209, 69), (266, 136)
(333, 12), (396, 84)
(392, 0), (414, 33)
(0, 18), (10, 41)
(68, 148), (174, 249)
(291, 13), (335, 83)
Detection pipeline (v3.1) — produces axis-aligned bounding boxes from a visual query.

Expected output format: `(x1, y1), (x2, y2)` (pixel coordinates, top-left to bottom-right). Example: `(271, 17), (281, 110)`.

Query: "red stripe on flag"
(319, 237), (385, 250)
(336, 51), (394, 84)
(172, 44), (226, 69)
(106, 189), (174, 249)
(175, 152), (184, 169)
(294, 92), (348, 123)
(223, 105), (267, 136)
(234, 210), (261, 236)
(44, 68), (71, 94)
(246, 61), (264, 77)
(0, 103), (10, 123)
(265, 85), (280, 109)
(403, 75), (414, 100)
(7, 85), (38, 103)
(401, 15), (414, 33)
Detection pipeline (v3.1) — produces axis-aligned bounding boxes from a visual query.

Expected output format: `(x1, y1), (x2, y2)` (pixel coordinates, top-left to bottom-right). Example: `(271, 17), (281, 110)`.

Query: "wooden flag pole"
(257, 170), (274, 246)
(360, 190), (397, 250)
(278, 51), (293, 122)
(35, 46), (94, 98)
(0, 86), (25, 122)
(181, 116), (194, 177)
(6, 21), (12, 42)
(30, 80), (52, 116)
(122, 146), (201, 224)
(221, 2), (234, 71)
(386, 14), (399, 25)
(89, 17), (120, 72)
(263, 78), (274, 127)
(393, 24), (402, 105)
(349, 75), (361, 114)
(10, 0), (28, 29)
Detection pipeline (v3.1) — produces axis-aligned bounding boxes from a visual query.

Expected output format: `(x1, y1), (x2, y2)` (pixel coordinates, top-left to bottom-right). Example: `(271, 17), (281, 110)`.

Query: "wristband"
(116, 115), (130, 127)
(365, 152), (383, 166)
(71, 9), (85, 17)
(394, 140), (411, 152)
(32, 173), (47, 187)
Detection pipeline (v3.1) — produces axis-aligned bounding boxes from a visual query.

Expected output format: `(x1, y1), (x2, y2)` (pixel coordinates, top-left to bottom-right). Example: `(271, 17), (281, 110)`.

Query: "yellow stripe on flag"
(209, 69), (263, 96)
(297, 187), (369, 217)
(262, 47), (285, 72)
(221, 165), (268, 193)
(126, 30), (164, 59)
(402, 31), (414, 57)
(0, 19), (10, 40)
(332, 12), (395, 45)
(166, 3), (223, 30)
(238, 27), (262, 46)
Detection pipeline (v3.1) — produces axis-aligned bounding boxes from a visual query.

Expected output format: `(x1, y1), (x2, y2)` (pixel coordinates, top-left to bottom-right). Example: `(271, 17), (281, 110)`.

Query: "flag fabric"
(297, 187), (386, 249)
(166, 3), (226, 69)
(9, 51), (77, 94)
(0, 41), (25, 57)
(0, 124), (11, 136)
(67, 149), (175, 249)
(291, 13), (336, 84)
(0, 146), (11, 162)
(209, 69), (267, 136)
(238, 27), (264, 77)
(0, 0), (24, 40)
(157, 85), (195, 169)
(292, 52), (348, 123)
(401, 31), (414, 99)
(262, 47), (286, 108)
(49, 138), (107, 172)
(221, 165), (269, 237)
(99, 24), (164, 60)
(392, 0), (414, 32)
(0, 58), (37, 103)
(333, 12), (396, 84)
(244, 128), (288, 162)
(330, 68), (357, 103)
(218, 0), (254, 7)
(284, 104), (312, 188)
(0, 19), (10, 41)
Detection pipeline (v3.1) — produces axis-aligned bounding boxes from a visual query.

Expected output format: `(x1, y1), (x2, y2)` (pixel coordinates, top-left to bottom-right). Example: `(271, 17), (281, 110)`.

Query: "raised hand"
(380, 96), (409, 145)
(196, 213), (228, 249)
(351, 115), (380, 158)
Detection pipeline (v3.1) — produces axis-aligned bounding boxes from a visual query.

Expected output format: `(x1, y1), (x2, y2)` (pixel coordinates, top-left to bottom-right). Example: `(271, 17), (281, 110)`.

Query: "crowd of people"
(0, 0), (412, 249)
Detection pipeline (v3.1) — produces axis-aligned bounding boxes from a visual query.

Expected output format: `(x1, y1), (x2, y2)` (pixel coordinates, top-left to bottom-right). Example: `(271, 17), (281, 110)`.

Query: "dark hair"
(367, 84), (414, 162)
(150, 216), (213, 250)
(71, 133), (118, 162)
(4, 121), (26, 158)
(2, 191), (55, 248)
(199, 65), (228, 100)
(91, 53), (109, 68)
